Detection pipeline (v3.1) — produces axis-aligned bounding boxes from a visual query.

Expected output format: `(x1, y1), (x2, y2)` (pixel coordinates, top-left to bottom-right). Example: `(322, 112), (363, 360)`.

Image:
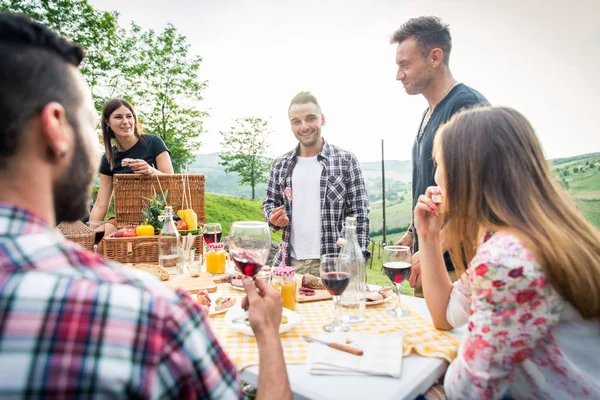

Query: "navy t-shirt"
(99, 135), (169, 176)
(411, 83), (488, 270)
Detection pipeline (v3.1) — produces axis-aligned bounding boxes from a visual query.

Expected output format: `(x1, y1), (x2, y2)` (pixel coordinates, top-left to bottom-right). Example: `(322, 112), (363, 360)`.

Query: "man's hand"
(241, 277), (283, 339)
(395, 230), (414, 248)
(269, 206), (289, 228)
(408, 251), (422, 288)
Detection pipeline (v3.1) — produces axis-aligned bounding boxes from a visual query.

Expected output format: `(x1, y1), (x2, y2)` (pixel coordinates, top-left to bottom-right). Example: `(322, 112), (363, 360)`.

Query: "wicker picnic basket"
(56, 220), (95, 251)
(102, 173), (206, 263)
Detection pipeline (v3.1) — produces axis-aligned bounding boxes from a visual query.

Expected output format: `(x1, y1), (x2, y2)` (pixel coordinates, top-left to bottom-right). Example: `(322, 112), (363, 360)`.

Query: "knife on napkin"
(303, 336), (363, 356)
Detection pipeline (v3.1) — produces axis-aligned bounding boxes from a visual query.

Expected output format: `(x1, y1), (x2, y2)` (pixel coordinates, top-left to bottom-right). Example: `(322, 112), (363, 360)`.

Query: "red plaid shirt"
(0, 203), (242, 399)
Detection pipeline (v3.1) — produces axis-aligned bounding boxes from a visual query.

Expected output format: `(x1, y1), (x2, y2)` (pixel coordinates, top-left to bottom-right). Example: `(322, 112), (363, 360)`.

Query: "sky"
(89, 0), (600, 162)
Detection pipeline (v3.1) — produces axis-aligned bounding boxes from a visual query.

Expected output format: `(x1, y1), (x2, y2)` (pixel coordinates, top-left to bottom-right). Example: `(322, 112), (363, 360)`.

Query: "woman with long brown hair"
(89, 98), (174, 238)
(415, 106), (600, 399)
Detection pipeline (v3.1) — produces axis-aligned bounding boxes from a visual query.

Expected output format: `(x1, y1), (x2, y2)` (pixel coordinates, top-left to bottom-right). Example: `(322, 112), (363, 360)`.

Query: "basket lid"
(56, 220), (94, 235)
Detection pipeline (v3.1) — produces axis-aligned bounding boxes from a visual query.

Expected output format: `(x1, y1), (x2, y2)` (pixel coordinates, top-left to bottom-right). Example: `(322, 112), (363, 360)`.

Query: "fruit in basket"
(113, 227), (136, 238)
(135, 222), (155, 236)
(176, 220), (187, 230)
(177, 209), (198, 231)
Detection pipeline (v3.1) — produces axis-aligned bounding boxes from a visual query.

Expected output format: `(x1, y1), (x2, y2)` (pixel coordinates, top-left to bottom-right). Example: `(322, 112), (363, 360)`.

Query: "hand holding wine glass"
(383, 246), (412, 317)
(320, 253), (351, 332)
(229, 221), (270, 279)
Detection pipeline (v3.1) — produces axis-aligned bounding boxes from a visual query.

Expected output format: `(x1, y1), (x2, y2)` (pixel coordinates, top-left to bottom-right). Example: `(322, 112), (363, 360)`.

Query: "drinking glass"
(203, 223), (222, 245)
(320, 253), (351, 332)
(229, 221), (270, 279)
(383, 246), (412, 317)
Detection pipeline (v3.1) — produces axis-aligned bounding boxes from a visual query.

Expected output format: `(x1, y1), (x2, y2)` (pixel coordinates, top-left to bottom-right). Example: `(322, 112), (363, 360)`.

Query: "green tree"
(573, 166), (580, 173)
(219, 117), (272, 200)
(128, 24), (208, 172)
(1, 2), (209, 170)
(562, 169), (570, 177)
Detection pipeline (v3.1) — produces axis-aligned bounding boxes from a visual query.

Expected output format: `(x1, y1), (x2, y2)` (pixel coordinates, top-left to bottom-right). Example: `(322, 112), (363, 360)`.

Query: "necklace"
(419, 80), (458, 135)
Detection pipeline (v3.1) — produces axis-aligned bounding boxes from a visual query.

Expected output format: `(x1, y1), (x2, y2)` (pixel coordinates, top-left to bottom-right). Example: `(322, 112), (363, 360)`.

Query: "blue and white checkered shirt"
(263, 139), (370, 266)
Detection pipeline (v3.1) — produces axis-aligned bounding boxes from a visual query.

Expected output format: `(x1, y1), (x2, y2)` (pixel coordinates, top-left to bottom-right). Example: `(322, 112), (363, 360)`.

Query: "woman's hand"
(128, 159), (154, 175)
(414, 186), (443, 238)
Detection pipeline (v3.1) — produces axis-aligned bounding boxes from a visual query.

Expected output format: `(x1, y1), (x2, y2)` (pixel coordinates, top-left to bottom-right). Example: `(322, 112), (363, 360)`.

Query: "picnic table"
(207, 283), (466, 400)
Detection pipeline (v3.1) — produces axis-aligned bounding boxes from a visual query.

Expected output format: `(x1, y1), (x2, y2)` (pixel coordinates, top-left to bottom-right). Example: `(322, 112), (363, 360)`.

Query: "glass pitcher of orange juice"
(205, 243), (227, 275)
(271, 266), (296, 310)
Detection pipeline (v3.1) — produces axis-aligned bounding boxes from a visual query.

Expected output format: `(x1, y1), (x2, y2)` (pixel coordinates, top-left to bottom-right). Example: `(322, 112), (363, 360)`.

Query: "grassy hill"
(205, 193), (281, 242)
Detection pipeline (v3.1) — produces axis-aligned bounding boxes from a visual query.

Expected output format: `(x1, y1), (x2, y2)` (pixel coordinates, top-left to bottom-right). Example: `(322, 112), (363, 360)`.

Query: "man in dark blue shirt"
(390, 16), (488, 297)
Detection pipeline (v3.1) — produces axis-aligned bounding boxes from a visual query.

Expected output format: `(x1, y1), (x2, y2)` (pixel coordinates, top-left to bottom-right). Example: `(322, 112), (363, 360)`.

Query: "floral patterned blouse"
(444, 231), (600, 399)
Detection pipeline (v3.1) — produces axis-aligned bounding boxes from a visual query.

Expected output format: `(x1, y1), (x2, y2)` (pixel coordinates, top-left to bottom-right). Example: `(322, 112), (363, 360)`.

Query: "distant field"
(205, 193), (282, 241)
(369, 199), (412, 233)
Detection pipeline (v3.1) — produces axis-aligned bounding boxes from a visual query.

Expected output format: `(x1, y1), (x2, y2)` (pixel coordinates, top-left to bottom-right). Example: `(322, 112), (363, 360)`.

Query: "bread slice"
(214, 296), (236, 312)
(131, 263), (170, 281)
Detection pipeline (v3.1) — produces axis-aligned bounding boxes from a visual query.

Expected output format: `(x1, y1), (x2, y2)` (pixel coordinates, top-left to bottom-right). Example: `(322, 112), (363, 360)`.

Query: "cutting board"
(295, 275), (332, 303)
(166, 272), (217, 293)
(297, 288), (332, 303)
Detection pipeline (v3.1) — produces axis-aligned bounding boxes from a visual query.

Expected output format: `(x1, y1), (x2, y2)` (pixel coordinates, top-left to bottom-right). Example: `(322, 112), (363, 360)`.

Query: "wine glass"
(320, 253), (351, 332)
(203, 223), (222, 245)
(383, 246), (412, 317)
(229, 221), (270, 279)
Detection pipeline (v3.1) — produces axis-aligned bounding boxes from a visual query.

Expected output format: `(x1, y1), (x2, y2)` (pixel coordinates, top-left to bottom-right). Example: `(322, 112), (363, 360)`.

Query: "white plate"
(208, 298), (237, 316)
(365, 285), (394, 306)
(229, 283), (245, 291)
(225, 306), (301, 336)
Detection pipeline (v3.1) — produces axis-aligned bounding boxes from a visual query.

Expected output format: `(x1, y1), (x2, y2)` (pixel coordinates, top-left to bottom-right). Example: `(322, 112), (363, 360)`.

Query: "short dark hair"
(390, 16), (452, 65)
(101, 98), (143, 170)
(0, 12), (85, 168)
(289, 91), (321, 114)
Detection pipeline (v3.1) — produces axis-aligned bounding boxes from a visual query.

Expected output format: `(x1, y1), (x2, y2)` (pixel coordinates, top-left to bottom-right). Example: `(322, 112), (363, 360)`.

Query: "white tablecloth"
(240, 295), (466, 400)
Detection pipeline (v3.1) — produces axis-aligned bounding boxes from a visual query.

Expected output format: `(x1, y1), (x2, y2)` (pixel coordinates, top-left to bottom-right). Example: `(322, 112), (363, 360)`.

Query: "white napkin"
(307, 332), (403, 378)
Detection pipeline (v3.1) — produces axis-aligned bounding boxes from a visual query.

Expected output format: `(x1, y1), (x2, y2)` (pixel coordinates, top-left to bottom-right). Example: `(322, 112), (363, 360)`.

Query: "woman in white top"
(414, 106), (600, 399)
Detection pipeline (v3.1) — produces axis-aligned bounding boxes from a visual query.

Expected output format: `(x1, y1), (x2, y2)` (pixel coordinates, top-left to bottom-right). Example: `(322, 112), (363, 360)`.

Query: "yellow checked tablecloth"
(207, 284), (460, 370)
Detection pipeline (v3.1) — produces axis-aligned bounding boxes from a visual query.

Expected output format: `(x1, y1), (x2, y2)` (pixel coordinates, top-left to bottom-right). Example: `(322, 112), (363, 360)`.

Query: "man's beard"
(53, 134), (95, 224)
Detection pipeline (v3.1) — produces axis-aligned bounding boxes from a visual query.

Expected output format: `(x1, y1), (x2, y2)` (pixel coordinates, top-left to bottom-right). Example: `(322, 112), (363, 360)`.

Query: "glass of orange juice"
(271, 267), (296, 310)
(205, 243), (227, 275)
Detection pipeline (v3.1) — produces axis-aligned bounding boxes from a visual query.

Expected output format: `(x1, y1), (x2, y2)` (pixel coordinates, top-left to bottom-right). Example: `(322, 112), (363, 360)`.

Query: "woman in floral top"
(415, 106), (600, 399)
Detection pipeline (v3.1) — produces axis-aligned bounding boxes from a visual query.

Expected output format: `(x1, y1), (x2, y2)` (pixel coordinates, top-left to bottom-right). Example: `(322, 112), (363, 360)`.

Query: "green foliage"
(141, 190), (171, 232)
(1, 0), (208, 171)
(573, 166), (580, 173)
(219, 117), (272, 200)
(562, 169), (570, 177)
(130, 24), (208, 172)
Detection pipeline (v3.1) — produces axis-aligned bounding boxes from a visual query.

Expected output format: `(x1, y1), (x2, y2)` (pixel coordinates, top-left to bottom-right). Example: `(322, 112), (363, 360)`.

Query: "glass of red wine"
(383, 245), (412, 317)
(229, 221), (270, 279)
(320, 253), (351, 332)
(203, 223), (222, 245)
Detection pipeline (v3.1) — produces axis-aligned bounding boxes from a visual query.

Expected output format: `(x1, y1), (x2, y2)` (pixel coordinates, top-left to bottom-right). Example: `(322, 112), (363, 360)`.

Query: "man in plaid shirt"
(263, 92), (370, 275)
(0, 13), (291, 399)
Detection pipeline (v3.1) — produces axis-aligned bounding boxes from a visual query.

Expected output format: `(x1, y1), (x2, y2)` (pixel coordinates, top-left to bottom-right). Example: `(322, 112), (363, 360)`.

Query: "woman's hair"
(101, 98), (143, 170)
(434, 106), (600, 319)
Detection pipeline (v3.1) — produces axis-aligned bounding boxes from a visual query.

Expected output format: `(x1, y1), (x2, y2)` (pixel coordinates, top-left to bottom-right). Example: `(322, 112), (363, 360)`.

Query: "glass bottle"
(339, 216), (366, 323)
(158, 206), (181, 275)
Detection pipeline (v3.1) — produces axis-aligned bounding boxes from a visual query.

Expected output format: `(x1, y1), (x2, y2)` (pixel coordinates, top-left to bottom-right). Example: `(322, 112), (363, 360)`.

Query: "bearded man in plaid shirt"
(263, 92), (370, 275)
(0, 13), (291, 399)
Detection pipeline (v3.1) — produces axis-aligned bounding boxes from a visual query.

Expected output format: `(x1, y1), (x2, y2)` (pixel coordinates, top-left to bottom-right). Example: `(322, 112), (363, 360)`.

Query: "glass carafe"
(158, 206), (181, 275)
(339, 216), (366, 323)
